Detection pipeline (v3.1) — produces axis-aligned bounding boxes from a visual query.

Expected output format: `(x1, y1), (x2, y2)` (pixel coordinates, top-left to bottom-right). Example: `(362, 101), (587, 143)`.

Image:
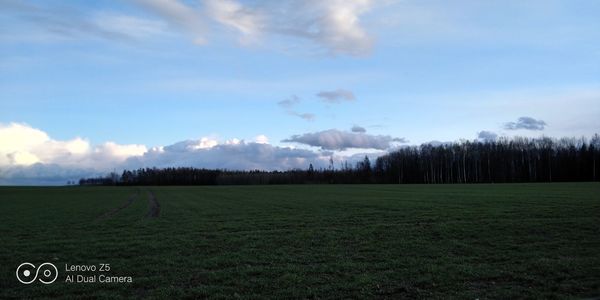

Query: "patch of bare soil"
(95, 189), (140, 221)
(146, 190), (160, 218)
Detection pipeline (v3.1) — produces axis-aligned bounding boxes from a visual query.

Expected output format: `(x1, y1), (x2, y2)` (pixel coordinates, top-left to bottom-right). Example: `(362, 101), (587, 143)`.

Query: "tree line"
(79, 134), (600, 186)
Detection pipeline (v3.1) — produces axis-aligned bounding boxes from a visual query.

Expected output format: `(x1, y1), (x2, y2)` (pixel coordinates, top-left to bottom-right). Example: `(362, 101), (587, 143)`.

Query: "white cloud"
(95, 142), (147, 158)
(190, 137), (219, 149)
(265, 0), (375, 55)
(308, 0), (374, 55)
(255, 134), (269, 144)
(0, 123), (145, 170)
(6, 151), (40, 166)
(224, 138), (242, 145)
(204, 0), (263, 44)
(133, 0), (375, 55)
(0, 122), (49, 155)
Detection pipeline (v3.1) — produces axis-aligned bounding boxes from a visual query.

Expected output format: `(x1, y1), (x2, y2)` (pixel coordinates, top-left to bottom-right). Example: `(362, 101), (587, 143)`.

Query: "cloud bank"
(0, 123), (147, 185)
(0, 123), (146, 169)
(0, 123), (358, 184)
(126, 141), (325, 171)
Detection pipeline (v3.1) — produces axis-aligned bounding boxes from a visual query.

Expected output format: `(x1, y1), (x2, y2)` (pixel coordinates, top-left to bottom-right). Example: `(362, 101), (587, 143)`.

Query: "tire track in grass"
(96, 189), (140, 221)
(146, 190), (160, 218)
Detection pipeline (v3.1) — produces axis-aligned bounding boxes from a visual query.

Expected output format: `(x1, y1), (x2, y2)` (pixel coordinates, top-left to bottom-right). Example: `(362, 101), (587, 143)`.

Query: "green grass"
(1, 183), (599, 299)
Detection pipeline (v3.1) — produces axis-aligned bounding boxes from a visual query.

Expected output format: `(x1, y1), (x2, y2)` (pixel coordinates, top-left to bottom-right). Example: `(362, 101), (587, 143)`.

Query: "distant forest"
(80, 135), (600, 185)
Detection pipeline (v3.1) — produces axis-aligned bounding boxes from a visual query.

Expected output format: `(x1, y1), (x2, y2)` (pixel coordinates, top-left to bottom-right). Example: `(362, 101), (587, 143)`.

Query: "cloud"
(282, 129), (407, 150)
(278, 95), (315, 121)
(3, 2), (167, 42)
(204, 0), (263, 44)
(1, 123), (382, 184)
(317, 89), (356, 103)
(8, 1), (375, 55)
(91, 12), (168, 39)
(2, 123), (407, 184)
(269, 0), (374, 55)
(289, 112), (316, 121)
(94, 142), (148, 158)
(133, 0), (374, 55)
(137, 0), (265, 46)
(0, 123), (146, 170)
(309, 0), (375, 55)
(163, 138), (219, 152)
(134, 0), (207, 44)
(125, 140), (327, 171)
(255, 134), (269, 144)
(351, 125), (366, 133)
(477, 130), (498, 142)
(277, 95), (301, 109)
(504, 116), (547, 131)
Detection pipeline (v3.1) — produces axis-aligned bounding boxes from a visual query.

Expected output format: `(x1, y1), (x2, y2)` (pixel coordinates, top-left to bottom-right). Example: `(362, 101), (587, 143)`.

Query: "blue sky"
(1, 0), (599, 184)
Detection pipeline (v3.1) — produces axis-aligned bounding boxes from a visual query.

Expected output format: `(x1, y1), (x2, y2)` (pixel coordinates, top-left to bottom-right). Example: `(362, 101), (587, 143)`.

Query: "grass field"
(1, 183), (599, 299)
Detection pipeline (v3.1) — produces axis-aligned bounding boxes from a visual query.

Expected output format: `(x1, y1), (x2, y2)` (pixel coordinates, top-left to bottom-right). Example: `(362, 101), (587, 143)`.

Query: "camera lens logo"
(16, 262), (58, 284)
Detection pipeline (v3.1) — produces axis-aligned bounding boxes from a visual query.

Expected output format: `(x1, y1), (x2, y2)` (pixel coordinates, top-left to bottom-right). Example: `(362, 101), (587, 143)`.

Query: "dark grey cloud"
(504, 116), (547, 131)
(278, 95), (315, 121)
(317, 89), (356, 103)
(277, 95), (300, 109)
(351, 125), (366, 133)
(282, 129), (407, 150)
(289, 112), (315, 121)
(477, 130), (498, 142)
(0, 163), (101, 186)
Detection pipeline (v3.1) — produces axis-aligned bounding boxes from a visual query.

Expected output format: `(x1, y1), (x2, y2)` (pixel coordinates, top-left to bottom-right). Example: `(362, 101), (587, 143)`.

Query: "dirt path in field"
(96, 189), (140, 221)
(146, 190), (160, 218)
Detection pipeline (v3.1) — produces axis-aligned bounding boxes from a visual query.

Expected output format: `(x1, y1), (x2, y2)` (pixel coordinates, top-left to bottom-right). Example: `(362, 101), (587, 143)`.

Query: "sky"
(1, 0), (599, 184)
